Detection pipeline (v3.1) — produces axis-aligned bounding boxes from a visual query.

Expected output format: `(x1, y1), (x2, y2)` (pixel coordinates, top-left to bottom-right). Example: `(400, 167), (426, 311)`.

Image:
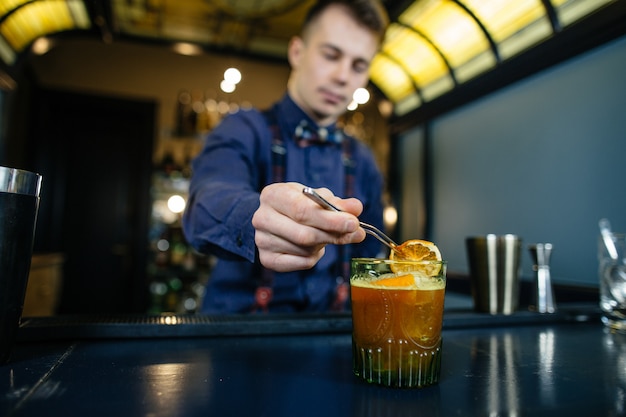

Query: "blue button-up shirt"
(183, 94), (384, 313)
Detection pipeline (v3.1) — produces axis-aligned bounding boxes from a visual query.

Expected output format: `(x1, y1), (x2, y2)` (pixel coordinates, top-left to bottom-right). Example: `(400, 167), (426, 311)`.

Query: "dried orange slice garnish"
(391, 239), (441, 262)
(389, 239), (442, 275)
(372, 274), (415, 288)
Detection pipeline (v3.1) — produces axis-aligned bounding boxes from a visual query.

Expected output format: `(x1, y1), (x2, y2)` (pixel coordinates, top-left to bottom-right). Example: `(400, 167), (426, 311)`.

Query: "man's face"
(288, 5), (379, 126)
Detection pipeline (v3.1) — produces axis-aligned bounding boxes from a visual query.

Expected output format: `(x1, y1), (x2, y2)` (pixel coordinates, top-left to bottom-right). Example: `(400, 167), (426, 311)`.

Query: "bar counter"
(1, 301), (624, 417)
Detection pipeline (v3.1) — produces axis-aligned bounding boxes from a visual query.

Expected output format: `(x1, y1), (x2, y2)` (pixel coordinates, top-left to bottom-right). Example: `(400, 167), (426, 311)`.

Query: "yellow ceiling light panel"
(1, 0), (90, 52)
(2, 2), (72, 51)
(383, 23), (448, 88)
(417, 1), (495, 84)
(369, 54), (415, 103)
(402, 0), (489, 74)
(399, 0), (439, 24)
(464, 0), (544, 41)
(67, 0), (90, 28)
(463, 0), (552, 59)
(553, 0), (615, 27)
(0, 36), (15, 64)
(0, 0), (31, 17)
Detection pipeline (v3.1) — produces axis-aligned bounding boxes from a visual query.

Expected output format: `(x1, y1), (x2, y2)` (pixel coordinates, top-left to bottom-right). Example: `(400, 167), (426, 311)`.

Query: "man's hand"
(252, 182), (366, 272)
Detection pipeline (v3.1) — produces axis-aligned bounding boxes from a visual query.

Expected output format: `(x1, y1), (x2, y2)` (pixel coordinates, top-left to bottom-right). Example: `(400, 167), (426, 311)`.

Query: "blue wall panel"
(400, 35), (626, 286)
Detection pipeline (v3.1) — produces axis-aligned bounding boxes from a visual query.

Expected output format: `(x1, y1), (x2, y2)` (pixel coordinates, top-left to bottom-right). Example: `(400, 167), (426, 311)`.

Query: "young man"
(183, 0), (389, 313)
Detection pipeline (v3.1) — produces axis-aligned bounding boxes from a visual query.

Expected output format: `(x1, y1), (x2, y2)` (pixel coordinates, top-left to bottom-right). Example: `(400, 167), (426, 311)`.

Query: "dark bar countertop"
(1, 298), (624, 417)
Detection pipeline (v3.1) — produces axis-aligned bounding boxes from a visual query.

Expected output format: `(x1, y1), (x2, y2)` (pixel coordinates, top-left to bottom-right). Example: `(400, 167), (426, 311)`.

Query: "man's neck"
(286, 91), (336, 128)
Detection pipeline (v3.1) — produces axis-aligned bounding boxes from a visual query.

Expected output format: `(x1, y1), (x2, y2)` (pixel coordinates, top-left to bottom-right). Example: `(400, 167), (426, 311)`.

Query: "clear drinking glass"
(599, 233), (626, 332)
(350, 258), (447, 388)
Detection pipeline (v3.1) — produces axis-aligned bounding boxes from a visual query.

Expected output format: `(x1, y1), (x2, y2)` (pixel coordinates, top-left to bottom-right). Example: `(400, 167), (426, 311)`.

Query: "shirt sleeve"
(182, 109), (270, 263)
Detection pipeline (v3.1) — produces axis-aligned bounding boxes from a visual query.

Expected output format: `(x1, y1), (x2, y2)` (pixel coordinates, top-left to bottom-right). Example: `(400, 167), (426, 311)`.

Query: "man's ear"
(288, 36), (304, 68)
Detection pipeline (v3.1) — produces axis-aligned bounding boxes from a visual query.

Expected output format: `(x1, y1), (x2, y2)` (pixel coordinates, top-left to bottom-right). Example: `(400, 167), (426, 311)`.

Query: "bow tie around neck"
(294, 120), (343, 147)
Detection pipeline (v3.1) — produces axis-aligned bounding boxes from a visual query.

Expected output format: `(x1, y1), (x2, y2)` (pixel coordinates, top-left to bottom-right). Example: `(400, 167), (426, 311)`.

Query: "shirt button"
(236, 235), (243, 247)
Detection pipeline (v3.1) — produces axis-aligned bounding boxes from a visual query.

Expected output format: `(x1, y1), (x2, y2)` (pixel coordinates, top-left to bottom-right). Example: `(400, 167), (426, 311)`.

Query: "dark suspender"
(253, 109), (355, 312)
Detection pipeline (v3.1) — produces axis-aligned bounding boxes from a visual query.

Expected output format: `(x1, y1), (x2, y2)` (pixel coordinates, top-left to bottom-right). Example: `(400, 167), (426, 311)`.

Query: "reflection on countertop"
(2, 304), (621, 417)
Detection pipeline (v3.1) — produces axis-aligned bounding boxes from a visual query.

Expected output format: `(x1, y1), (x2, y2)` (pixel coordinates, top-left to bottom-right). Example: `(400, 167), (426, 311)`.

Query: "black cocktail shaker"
(0, 166), (42, 364)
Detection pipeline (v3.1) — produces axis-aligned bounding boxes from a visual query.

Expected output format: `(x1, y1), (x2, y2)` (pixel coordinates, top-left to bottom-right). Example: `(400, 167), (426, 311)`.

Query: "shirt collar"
(276, 94), (341, 143)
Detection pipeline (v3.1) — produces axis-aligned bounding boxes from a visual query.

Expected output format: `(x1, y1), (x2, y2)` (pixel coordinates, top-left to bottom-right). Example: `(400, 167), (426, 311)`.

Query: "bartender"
(183, 0), (389, 314)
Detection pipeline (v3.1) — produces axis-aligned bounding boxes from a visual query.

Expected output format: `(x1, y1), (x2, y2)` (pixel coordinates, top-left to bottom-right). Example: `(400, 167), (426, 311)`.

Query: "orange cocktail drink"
(350, 258), (446, 388)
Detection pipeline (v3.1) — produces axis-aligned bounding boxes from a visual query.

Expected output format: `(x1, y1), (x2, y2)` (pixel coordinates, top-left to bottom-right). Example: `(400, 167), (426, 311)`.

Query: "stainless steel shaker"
(466, 234), (522, 315)
(0, 166), (42, 364)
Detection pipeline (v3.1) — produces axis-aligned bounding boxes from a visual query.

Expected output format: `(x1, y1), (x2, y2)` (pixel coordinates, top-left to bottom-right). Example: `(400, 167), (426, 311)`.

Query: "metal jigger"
(528, 243), (557, 313)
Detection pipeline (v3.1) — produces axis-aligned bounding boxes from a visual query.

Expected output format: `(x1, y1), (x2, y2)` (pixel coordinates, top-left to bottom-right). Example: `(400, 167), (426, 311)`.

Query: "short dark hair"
(301, 0), (389, 43)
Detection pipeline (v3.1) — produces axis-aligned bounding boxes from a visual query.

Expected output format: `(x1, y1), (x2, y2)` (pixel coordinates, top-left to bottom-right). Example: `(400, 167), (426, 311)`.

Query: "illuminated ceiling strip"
(540, 0), (561, 32)
(369, 55), (416, 103)
(452, 0), (501, 63)
(0, 0), (32, 20)
(67, 0), (90, 28)
(0, 2), (24, 65)
(0, 35), (15, 64)
(394, 21), (458, 87)
(378, 50), (424, 102)
(3, 3), (71, 51)
(0, 0), (91, 55)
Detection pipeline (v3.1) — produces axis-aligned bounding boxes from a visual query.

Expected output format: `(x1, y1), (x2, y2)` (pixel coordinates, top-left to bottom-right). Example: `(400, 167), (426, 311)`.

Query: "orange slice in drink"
(389, 239), (442, 275)
(372, 273), (415, 288)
